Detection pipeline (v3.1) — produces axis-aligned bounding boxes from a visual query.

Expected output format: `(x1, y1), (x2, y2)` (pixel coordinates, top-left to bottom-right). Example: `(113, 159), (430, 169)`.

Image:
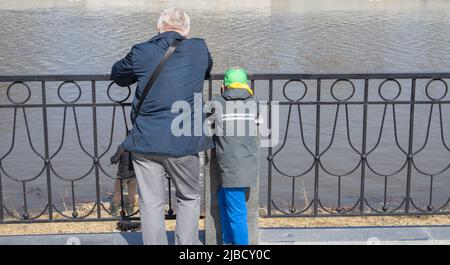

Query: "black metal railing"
(0, 73), (450, 223)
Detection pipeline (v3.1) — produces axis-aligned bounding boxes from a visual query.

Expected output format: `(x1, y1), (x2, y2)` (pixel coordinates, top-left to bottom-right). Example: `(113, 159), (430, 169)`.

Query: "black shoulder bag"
(126, 39), (183, 172)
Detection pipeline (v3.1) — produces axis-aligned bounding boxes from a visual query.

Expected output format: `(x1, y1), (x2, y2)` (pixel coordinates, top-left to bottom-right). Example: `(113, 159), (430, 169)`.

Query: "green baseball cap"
(223, 67), (248, 86)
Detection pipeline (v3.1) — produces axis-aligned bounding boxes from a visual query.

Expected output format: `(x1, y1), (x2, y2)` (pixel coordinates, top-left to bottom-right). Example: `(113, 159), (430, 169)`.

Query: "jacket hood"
(222, 88), (252, 100)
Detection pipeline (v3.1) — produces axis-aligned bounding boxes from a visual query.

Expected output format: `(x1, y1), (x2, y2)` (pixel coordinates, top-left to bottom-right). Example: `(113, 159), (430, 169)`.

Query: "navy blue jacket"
(111, 31), (214, 156)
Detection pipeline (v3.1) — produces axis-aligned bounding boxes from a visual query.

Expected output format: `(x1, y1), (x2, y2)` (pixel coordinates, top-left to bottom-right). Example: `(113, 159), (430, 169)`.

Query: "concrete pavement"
(1, 225), (450, 245)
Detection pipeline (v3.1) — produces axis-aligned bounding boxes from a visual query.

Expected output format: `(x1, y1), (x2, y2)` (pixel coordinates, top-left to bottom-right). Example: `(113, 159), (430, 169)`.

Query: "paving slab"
(1, 226), (450, 245)
(258, 225), (450, 245)
(0, 231), (204, 245)
(0, 232), (144, 245)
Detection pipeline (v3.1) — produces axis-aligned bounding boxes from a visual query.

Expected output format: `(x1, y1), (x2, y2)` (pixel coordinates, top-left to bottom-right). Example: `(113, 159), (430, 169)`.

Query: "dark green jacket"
(208, 89), (259, 188)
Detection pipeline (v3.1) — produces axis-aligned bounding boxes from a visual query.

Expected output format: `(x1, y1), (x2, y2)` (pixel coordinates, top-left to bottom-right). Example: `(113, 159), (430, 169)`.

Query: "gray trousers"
(132, 153), (200, 245)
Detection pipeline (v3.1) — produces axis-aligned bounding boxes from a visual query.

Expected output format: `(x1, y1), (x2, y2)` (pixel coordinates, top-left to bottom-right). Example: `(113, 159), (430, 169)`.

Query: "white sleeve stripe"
(221, 113), (256, 117)
(222, 117), (256, 121)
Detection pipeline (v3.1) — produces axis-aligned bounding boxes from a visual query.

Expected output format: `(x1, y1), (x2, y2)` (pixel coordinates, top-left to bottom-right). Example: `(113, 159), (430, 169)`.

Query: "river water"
(1, 0), (450, 215)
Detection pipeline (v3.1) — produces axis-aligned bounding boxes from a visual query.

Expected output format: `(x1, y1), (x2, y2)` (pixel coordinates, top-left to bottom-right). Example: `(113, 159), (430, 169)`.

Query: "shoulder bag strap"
(133, 39), (182, 123)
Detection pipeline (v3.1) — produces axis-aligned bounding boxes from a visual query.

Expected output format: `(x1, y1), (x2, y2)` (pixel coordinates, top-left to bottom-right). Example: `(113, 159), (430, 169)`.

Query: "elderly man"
(111, 8), (213, 245)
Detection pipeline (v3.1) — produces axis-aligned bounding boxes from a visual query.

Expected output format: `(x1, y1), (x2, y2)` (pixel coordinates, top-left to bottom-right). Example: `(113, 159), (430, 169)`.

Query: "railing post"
(267, 79), (273, 215)
(0, 168), (3, 222)
(91, 81), (101, 218)
(405, 78), (416, 213)
(359, 79), (369, 213)
(41, 81), (53, 220)
(248, 79), (259, 244)
(313, 79), (321, 215)
(205, 79), (221, 244)
(204, 149), (221, 244)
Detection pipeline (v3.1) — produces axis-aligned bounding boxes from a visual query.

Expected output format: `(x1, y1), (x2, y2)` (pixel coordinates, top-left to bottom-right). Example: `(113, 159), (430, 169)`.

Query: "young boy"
(207, 67), (259, 245)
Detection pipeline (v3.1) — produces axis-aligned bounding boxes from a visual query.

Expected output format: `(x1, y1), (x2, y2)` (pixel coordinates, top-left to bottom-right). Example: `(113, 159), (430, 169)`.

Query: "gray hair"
(157, 8), (190, 37)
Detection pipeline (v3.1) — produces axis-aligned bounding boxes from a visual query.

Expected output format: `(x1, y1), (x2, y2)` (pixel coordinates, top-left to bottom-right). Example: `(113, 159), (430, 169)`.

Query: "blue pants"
(217, 187), (249, 245)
